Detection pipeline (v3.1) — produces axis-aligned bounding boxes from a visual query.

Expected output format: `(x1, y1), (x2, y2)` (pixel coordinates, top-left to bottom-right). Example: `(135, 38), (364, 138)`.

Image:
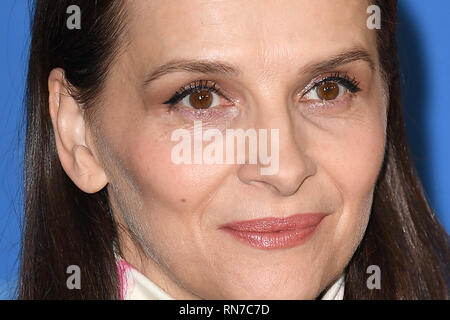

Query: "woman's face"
(87, 0), (387, 299)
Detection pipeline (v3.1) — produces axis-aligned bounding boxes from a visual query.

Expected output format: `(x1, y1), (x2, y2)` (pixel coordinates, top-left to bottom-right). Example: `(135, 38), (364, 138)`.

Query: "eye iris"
(317, 81), (340, 100)
(189, 89), (213, 109)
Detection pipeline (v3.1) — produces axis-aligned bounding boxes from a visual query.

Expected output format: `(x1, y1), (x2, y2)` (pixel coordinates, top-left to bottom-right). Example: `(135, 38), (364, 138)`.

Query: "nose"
(236, 100), (316, 197)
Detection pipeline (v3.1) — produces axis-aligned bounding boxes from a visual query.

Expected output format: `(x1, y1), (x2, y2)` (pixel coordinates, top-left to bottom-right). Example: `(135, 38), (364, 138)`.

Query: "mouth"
(219, 213), (327, 250)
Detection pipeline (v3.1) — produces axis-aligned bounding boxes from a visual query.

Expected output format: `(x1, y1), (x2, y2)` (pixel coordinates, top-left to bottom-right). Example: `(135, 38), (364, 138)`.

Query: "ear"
(48, 68), (108, 193)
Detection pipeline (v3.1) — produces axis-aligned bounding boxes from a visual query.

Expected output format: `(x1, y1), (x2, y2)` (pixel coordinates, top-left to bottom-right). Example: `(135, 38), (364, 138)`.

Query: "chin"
(218, 287), (317, 300)
(210, 274), (321, 300)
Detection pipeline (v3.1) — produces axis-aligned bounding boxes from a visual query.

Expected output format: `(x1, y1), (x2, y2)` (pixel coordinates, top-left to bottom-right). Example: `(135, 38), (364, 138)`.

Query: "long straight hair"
(19, 0), (449, 299)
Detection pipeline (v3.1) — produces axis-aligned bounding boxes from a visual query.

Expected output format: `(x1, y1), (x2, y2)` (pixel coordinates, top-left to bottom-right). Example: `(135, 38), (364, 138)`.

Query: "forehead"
(125, 0), (375, 69)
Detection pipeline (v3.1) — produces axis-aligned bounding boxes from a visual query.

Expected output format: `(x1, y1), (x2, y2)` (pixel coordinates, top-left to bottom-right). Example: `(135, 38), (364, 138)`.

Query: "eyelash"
(163, 79), (227, 106)
(302, 72), (361, 98)
(163, 72), (361, 107)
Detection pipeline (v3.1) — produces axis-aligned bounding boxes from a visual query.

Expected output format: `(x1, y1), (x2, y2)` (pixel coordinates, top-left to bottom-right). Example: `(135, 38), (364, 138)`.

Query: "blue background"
(0, 1), (449, 299)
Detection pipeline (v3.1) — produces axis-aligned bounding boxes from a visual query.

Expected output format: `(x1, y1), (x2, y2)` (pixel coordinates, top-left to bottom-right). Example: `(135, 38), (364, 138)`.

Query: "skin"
(48, 0), (387, 299)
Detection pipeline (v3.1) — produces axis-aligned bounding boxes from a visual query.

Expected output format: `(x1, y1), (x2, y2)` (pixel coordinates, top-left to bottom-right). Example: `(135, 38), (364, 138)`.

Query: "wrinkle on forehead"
(126, 0), (374, 66)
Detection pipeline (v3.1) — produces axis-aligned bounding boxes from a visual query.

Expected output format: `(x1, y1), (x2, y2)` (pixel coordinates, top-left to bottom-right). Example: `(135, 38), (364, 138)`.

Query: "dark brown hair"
(344, 0), (449, 299)
(19, 0), (449, 299)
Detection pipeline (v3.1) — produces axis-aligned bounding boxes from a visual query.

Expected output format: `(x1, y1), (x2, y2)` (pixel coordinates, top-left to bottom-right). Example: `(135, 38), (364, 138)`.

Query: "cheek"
(327, 126), (385, 202)
(318, 116), (385, 243)
(308, 100), (386, 206)
(124, 131), (230, 212)
(307, 116), (386, 278)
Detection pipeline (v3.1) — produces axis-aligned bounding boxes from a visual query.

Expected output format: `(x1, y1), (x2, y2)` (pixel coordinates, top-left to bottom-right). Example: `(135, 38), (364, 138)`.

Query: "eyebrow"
(302, 47), (375, 76)
(143, 59), (240, 86)
(143, 47), (375, 86)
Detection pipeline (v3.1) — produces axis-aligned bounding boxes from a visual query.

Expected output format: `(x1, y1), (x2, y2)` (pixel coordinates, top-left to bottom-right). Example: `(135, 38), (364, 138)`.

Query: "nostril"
(249, 179), (281, 194)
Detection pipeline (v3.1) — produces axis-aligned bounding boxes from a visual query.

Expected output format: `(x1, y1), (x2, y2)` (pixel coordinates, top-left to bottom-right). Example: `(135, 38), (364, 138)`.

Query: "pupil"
(318, 82), (339, 100)
(189, 89), (213, 109)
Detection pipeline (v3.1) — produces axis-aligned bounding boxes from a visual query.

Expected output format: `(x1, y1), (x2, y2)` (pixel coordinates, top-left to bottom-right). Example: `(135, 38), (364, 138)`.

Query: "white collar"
(117, 258), (345, 300)
(320, 274), (345, 300)
(117, 258), (173, 300)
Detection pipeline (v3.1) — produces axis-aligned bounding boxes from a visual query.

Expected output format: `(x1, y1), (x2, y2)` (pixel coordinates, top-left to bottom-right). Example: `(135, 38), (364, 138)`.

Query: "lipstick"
(219, 213), (326, 249)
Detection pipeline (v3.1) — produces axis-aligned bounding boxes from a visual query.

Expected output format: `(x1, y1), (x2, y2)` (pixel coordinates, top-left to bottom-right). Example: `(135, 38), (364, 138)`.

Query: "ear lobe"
(48, 68), (108, 193)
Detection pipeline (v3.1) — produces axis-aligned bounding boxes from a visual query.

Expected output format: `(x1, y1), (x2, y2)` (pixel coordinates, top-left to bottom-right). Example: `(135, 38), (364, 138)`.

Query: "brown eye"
(316, 81), (340, 100)
(189, 89), (213, 109)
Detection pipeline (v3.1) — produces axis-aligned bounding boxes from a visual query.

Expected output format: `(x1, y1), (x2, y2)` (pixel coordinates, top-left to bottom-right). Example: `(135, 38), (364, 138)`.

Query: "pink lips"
(219, 213), (326, 249)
